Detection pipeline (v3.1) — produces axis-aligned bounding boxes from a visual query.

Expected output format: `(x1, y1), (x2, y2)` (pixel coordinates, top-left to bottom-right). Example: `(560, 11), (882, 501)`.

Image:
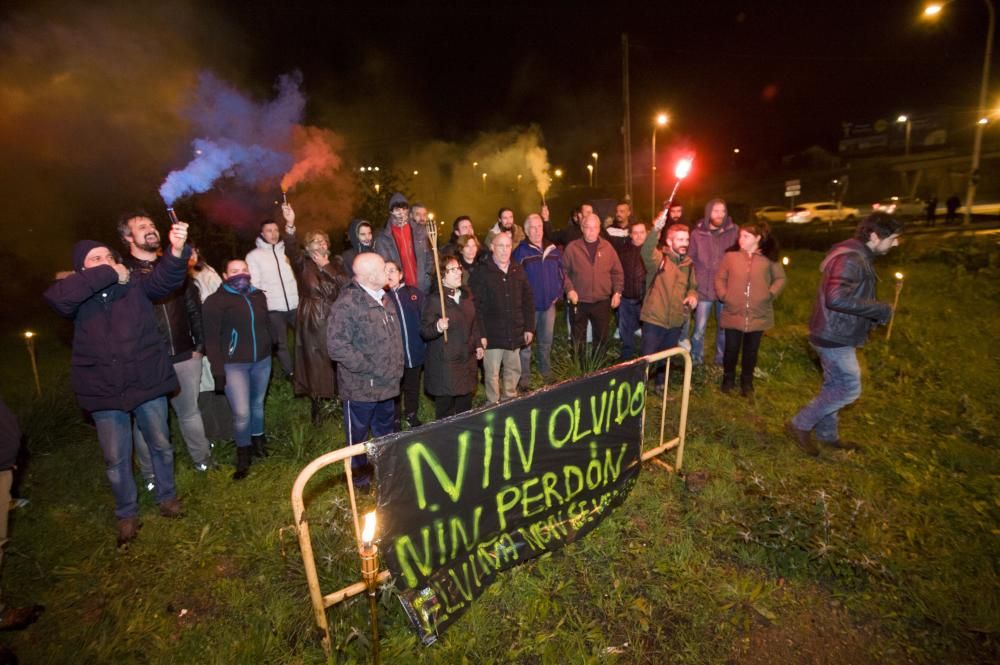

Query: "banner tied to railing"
(370, 361), (647, 644)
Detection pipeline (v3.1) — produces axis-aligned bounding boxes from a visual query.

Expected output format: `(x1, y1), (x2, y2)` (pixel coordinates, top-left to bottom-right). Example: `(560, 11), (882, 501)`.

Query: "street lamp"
(554, 168), (563, 178)
(586, 164), (594, 187)
(591, 152), (599, 186)
(897, 114), (912, 156)
(923, 0), (995, 224)
(482, 172), (488, 193)
(651, 112), (669, 220)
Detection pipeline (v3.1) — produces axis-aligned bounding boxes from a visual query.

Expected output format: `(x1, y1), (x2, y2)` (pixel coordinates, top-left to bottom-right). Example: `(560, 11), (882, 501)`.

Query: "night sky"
(0, 0), (993, 288)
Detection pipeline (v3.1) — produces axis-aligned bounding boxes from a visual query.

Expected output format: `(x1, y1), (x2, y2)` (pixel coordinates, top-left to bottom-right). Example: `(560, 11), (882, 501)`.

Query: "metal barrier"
(639, 346), (693, 473)
(290, 347), (692, 661)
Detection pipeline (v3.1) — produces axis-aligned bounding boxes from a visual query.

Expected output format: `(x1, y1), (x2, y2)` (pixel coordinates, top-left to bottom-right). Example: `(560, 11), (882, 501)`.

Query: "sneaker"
(116, 517), (142, 547)
(159, 498), (184, 518)
(0, 605), (44, 631)
(404, 414), (422, 429)
(785, 420), (819, 457)
(819, 438), (861, 451)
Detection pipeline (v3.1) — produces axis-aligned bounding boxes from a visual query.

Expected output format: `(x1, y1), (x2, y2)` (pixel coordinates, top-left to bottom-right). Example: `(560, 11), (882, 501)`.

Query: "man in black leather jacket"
(787, 212), (903, 456)
(119, 212), (214, 476)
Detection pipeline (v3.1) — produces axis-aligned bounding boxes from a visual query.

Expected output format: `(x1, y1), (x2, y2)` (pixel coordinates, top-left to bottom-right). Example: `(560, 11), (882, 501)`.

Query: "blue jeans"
(792, 345), (862, 442)
(224, 358), (272, 448)
(617, 297), (643, 360)
(692, 300), (724, 365)
(641, 322), (683, 387)
(519, 305), (556, 382)
(135, 355), (213, 480)
(92, 396), (177, 519)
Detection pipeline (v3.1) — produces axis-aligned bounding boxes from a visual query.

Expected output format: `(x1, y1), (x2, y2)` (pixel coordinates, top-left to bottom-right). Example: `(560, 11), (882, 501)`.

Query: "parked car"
(754, 206), (790, 223)
(786, 201), (860, 224)
(872, 196), (924, 219)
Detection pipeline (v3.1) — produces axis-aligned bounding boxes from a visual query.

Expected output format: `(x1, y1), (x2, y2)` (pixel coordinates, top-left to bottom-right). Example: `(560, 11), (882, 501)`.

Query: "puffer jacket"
(122, 254), (204, 362)
(561, 237), (624, 303)
(43, 252), (189, 413)
(639, 230), (697, 330)
(246, 235), (299, 312)
(688, 203), (738, 301)
(716, 250), (786, 332)
(420, 287), (483, 397)
(202, 284), (273, 388)
(326, 282), (405, 401)
(469, 259), (535, 350)
(809, 238), (892, 348)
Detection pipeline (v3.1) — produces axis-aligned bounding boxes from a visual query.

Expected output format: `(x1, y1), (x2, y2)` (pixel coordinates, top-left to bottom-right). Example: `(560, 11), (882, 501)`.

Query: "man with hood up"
(341, 218), (376, 279)
(377, 192), (434, 293)
(688, 198), (739, 365)
(245, 205), (299, 379)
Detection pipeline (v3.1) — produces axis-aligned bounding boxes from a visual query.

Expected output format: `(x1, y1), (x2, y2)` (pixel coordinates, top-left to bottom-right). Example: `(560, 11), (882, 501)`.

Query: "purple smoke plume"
(160, 71), (305, 205)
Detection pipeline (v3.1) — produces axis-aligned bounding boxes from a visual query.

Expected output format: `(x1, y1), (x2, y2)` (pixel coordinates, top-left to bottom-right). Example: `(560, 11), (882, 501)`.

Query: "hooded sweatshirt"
(341, 218), (376, 278)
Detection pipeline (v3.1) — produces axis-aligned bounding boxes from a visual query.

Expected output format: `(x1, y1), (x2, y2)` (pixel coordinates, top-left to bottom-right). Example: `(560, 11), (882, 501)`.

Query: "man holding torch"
(787, 212), (903, 456)
(43, 216), (191, 546)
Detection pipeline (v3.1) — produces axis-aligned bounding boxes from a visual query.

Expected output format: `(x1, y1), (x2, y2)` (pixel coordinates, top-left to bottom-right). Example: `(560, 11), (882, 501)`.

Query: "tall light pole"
(591, 152), (599, 186)
(586, 164), (594, 187)
(924, 1), (995, 224)
(651, 112), (669, 221)
(896, 114), (912, 156)
(482, 172), (488, 193)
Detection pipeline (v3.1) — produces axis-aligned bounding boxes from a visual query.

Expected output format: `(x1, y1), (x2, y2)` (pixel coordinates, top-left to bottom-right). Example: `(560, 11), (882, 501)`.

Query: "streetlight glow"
(24, 331), (34, 339)
(591, 152), (598, 160)
(924, 3), (943, 17)
(554, 168), (563, 178)
(413, 170), (419, 175)
(733, 148), (740, 154)
(656, 112), (669, 126)
(978, 117), (989, 124)
(897, 114), (909, 123)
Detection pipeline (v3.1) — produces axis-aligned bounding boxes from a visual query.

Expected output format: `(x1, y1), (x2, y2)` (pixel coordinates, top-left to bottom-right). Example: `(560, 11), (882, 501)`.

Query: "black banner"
(370, 361), (647, 644)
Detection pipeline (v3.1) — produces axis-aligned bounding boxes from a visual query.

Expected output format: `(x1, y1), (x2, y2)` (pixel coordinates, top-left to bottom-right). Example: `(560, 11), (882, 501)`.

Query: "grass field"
(0, 233), (998, 664)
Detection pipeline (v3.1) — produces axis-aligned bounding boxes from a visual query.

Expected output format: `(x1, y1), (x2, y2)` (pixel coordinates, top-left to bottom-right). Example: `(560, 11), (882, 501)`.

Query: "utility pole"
(622, 33), (633, 202)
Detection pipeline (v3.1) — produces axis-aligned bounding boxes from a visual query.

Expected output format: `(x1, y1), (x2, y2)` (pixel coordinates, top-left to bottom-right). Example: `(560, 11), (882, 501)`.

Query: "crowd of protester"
(34, 189), (903, 547)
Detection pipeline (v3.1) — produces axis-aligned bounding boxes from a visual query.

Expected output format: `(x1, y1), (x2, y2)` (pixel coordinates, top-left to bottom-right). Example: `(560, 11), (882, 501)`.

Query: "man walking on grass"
(786, 212), (903, 456)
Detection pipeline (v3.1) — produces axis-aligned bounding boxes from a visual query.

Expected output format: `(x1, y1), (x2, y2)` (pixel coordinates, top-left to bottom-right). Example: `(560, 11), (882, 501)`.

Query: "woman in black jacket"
(420, 255), (485, 418)
(202, 259), (273, 480)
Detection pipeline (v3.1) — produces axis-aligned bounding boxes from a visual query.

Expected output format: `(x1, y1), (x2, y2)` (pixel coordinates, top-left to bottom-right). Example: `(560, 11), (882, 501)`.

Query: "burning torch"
(24, 331), (41, 397)
(360, 511), (381, 665)
(666, 156), (694, 210)
(886, 272), (904, 342)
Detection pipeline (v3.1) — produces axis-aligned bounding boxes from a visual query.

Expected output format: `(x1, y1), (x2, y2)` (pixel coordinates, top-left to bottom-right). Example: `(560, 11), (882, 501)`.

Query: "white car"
(786, 201), (860, 224)
(754, 206), (790, 222)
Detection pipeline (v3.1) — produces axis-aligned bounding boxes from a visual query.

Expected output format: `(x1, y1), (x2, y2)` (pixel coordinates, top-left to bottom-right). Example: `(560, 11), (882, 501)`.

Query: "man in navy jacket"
(43, 219), (191, 546)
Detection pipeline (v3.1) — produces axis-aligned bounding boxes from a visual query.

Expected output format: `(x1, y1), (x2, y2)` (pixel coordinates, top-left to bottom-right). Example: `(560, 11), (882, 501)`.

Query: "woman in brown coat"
(714, 221), (786, 396)
(289, 229), (348, 422)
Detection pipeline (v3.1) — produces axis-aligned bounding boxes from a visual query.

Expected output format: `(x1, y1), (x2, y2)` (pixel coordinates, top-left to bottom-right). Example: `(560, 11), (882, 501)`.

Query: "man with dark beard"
(119, 212), (214, 483)
(787, 213), (903, 456)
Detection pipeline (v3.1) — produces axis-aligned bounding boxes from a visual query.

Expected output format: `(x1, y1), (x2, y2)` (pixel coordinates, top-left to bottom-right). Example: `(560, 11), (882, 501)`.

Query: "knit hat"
(72, 240), (111, 272)
(388, 192), (409, 211)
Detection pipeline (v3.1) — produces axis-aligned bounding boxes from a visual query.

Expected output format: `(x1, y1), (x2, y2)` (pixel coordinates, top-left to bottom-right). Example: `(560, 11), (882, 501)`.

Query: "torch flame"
(362, 511), (376, 547)
(675, 157), (693, 180)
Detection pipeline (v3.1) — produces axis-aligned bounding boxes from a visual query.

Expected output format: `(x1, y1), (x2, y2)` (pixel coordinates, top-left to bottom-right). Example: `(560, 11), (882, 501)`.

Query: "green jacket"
(639, 231), (697, 330)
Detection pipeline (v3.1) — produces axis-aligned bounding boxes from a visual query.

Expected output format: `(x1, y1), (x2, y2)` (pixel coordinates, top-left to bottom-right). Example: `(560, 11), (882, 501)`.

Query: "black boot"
(721, 374), (736, 394)
(232, 446), (251, 480)
(740, 376), (755, 398)
(311, 399), (322, 425)
(251, 434), (268, 459)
